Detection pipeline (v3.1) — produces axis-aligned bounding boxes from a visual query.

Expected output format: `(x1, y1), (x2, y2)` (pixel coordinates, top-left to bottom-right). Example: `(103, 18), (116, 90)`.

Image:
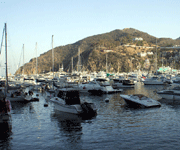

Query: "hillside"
(15, 28), (180, 75)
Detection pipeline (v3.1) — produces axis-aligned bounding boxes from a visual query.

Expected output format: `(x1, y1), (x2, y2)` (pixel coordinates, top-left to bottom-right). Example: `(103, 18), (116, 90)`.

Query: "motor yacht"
(78, 78), (123, 94)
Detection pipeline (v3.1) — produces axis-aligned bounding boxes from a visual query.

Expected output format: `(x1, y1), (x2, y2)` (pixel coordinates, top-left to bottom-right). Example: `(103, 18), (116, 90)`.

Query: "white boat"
(6, 89), (38, 102)
(120, 94), (161, 108)
(78, 78), (123, 94)
(46, 89), (97, 118)
(157, 86), (180, 100)
(112, 79), (134, 88)
(143, 76), (165, 85)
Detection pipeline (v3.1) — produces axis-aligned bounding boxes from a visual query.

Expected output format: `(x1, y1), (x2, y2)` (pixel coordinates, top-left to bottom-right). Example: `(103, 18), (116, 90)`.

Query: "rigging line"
(0, 26), (5, 55)
(18, 46), (23, 70)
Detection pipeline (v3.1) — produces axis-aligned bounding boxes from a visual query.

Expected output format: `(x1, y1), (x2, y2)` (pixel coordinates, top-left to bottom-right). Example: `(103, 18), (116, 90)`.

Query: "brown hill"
(15, 28), (180, 75)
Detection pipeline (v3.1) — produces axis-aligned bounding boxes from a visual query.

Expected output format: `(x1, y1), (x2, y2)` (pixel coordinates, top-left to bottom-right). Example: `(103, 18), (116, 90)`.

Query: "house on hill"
(101, 49), (113, 53)
(137, 52), (147, 57)
(133, 37), (143, 41)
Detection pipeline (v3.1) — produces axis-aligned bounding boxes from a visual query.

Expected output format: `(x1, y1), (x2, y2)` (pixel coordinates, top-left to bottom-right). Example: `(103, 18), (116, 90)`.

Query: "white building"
(147, 52), (153, 55)
(137, 52), (147, 57)
(133, 37), (143, 41)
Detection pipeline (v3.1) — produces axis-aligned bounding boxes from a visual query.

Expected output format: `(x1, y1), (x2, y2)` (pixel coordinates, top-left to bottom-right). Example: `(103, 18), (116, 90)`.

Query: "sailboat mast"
(5, 23), (8, 95)
(23, 44), (24, 75)
(36, 42), (38, 78)
(52, 35), (54, 79)
(71, 57), (73, 73)
(106, 53), (108, 73)
(155, 38), (157, 73)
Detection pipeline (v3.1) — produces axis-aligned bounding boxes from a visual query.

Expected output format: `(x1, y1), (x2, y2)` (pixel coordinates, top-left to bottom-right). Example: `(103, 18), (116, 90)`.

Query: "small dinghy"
(120, 94), (161, 108)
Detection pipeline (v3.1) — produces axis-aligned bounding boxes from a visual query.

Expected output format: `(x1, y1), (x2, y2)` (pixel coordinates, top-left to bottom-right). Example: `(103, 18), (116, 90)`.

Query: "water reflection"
(51, 111), (83, 146)
(122, 82), (165, 100)
(11, 102), (34, 114)
(0, 115), (12, 149)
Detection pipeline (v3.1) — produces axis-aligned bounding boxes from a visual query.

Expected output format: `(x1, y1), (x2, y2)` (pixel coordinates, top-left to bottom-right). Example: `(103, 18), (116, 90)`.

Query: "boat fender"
(44, 103), (48, 107)
(105, 98), (109, 103)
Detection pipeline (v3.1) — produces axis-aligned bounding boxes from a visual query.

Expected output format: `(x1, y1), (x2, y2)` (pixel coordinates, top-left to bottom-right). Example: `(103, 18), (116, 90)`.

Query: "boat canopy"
(57, 90), (81, 105)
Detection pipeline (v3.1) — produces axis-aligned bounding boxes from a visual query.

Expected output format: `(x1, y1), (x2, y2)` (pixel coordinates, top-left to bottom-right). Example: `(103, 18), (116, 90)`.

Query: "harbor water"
(1, 82), (180, 150)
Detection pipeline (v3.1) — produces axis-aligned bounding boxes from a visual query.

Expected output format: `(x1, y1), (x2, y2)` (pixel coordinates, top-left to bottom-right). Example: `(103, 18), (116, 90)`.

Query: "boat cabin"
(57, 90), (81, 105)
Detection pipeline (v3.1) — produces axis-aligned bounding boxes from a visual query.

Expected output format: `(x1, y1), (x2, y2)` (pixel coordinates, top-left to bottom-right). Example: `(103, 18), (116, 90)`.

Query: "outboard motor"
(81, 102), (95, 115)
(28, 90), (33, 96)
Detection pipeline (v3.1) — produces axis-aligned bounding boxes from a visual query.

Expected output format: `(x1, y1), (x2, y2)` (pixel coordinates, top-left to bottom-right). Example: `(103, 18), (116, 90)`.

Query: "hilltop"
(15, 28), (180, 75)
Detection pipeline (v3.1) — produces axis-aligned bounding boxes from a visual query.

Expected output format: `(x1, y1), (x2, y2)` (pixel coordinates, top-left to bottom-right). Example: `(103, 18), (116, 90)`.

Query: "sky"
(0, 0), (180, 76)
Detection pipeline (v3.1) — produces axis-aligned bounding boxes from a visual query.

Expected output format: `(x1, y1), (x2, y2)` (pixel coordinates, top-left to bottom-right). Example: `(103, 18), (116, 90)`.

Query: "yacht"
(78, 78), (123, 94)
(143, 76), (165, 85)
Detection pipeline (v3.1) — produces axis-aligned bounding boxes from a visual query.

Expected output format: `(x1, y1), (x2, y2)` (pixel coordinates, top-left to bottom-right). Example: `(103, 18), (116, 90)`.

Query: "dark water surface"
(1, 83), (180, 150)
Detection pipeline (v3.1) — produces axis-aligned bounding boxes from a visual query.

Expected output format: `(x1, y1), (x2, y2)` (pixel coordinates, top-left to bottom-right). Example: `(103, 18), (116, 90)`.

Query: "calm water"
(1, 83), (180, 150)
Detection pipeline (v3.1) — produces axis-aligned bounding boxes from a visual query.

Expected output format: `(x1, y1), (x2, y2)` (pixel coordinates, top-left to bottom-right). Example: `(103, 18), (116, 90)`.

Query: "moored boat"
(46, 89), (97, 118)
(120, 94), (161, 108)
(157, 86), (180, 100)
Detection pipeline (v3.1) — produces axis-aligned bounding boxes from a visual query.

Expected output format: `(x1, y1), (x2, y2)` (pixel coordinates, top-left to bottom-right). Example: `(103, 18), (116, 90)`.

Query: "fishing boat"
(46, 89), (97, 118)
(120, 94), (161, 108)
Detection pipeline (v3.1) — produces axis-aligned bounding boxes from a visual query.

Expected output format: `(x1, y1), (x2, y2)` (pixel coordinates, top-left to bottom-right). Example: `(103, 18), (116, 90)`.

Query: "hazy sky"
(0, 0), (180, 75)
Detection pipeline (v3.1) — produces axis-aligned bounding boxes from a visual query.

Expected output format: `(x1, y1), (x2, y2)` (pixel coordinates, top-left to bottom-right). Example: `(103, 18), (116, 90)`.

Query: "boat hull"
(157, 92), (180, 100)
(50, 97), (97, 117)
(143, 81), (164, 85)
(54, 103), (81, 114)
(123, 98), (160, 108)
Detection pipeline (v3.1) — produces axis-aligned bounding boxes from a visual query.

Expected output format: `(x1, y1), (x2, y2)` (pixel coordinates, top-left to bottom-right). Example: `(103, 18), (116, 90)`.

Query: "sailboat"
(1, 24), (33, 102)
(0, 23), (11, 119)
